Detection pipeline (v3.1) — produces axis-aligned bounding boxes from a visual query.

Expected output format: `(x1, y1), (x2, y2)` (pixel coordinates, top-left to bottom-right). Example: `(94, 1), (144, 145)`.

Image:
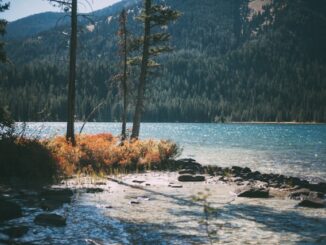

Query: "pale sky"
(1, 0), (122, 22)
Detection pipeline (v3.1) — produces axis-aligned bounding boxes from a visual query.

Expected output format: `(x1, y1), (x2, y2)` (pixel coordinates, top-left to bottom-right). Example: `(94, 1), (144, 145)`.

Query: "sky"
(1, 0), (122, 22)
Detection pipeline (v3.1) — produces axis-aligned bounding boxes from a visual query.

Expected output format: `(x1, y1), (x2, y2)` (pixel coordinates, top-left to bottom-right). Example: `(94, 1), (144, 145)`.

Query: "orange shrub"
(44, 134), (180, 176)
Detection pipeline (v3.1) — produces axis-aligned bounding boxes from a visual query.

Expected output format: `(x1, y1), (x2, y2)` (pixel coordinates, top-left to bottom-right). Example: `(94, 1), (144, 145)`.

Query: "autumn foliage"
(44, 133), (180, 176)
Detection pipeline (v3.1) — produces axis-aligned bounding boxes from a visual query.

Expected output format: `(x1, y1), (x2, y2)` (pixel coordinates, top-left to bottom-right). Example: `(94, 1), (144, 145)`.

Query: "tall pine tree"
(131, 0), (180, 139)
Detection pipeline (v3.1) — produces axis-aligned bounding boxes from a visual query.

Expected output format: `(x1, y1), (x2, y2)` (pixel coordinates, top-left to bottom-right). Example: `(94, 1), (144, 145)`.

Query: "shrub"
(0, 137), (58, 183)
(45, 134), (181, 176)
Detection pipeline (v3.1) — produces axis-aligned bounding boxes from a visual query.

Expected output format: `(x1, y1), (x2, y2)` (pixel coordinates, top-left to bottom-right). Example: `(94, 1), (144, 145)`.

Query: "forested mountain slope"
(0, 0), (325, 122)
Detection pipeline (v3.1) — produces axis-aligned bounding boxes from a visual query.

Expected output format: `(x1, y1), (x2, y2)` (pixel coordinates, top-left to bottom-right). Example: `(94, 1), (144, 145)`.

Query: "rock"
(231, 166), (243, 174)
(168, 184), (183, 188)
(288, 188), (311, 200)
(129, 200), (140, 205)
(178, 175), (205, 182)
(242, 167), (252, 173)
(95, 182), (106, 186)
(288, 188), (324, 200)
(177, 158), (197, 163)
(3, 226), (29, 238)
(34, 213), (66, 227)
(178, 169), (196, 175)
(308, 182), (326, 194)
(175, 158), (203, 171)
(298, 198), (325, 208)
(0, 199), (22, 221)
(41, 188), (73, 198)
(236, 186), (269, 198)
(41, 200), (64, 211)
(249, 171), (262, 180)
(132, 180), (145, 184)
(40, 188), (73, 203)
(268, 182), (281, 188)
(232, 177), (243, 183)
(85, 188), (104, 193)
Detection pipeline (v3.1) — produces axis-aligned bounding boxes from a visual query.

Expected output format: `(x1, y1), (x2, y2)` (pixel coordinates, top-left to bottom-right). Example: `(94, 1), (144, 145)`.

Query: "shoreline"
(1, 164), (325, 244)
(14, 121), (326, 125)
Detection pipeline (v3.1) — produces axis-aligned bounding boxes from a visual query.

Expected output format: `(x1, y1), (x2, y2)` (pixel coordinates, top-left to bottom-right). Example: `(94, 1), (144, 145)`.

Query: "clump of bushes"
(0, 106), (57, 183)
(0, 137), (58, 183)
(45, 134), (181, 176)
(0, 106), (181, 182)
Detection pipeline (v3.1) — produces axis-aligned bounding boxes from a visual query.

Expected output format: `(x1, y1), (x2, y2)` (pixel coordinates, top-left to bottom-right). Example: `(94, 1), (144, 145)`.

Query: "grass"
(0, 133), (181, 183)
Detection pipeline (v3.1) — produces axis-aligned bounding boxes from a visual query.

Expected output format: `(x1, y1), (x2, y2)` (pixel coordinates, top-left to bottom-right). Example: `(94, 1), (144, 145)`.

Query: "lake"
(18, 122), (326, 182)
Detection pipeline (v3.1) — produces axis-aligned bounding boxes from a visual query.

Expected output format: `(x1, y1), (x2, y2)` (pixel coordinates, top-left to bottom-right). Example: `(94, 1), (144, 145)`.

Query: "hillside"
(0, 0), (325, 122)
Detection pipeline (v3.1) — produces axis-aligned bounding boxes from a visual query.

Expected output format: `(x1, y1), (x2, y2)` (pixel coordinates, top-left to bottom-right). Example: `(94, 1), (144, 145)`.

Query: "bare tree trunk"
(131, 0), (151, 140)
(66, 0), (77, 145)
(121, 9), (128, 140)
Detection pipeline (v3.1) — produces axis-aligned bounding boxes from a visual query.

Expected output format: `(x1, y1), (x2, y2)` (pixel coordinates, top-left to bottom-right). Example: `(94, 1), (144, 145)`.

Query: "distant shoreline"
(228, 121), (326, 125)
(15, 121), (326, 125)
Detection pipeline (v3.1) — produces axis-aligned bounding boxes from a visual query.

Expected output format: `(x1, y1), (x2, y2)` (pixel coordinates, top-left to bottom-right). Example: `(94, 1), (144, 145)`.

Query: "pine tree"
(48, 0), (77, 145)
(131, 0), (180, 139)
(118, 9), (129, 140)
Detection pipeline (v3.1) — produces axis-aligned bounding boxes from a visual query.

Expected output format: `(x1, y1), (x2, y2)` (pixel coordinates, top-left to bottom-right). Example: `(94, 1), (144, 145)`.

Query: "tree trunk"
(121, 9), (128, 140)
(131, 0), (151, 139)
(66, 0), (77, 145)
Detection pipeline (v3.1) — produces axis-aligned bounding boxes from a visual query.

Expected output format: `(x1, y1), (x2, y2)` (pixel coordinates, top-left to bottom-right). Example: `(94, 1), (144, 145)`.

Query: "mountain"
(6, 12), (67, 40)
(0, 0), (325, 122)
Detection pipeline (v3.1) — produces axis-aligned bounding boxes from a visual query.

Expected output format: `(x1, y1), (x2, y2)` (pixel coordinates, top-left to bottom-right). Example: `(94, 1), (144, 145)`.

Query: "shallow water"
(3, 173), (326, 244)
(18, 122), (326, 181)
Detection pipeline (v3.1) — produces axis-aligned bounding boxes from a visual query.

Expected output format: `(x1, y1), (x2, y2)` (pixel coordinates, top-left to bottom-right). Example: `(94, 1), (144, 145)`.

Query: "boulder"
(41, 200), (64, 211)
(0, 199), (22, 221)
(231, 166), (243, 174)
(3, 226), (29, 238)
(298, 198), (325, 208)
(288, 188), (324, 200)
(308, 182), (326, 194)
(34, 213), (66, 227)
(236, 187), (269, 198)
(178, 175), (205, 182)
(242, 167), (252, 173)
(41, 188), (73, 198)
(175, 158), (203, 171)
(85, 188), (104, 193)
(40, 188), (73, 203)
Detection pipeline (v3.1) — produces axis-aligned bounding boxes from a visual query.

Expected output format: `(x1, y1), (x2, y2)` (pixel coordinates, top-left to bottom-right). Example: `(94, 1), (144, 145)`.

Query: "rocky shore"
(0, 159), (325, 244)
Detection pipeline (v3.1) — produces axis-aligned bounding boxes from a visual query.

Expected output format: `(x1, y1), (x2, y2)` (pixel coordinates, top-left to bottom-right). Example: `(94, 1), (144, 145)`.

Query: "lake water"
(18, 122), (326, 182)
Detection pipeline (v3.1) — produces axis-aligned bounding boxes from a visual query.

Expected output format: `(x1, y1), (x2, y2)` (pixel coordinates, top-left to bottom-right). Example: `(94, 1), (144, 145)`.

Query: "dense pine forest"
(0, 0), (326, 122)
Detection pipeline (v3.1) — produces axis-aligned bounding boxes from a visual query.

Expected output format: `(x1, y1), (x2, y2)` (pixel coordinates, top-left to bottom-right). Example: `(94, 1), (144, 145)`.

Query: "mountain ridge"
(1, 0), (325, 122)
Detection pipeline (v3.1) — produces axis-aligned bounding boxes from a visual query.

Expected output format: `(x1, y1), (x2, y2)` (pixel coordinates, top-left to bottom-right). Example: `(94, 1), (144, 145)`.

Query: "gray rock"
(3, 226), (29, 238)
(41, 200), (64, 211)
(85, 188), (104, 193)
(130, 200), (140, 205)
(236, 187), (269, 198)
(0, 199), (22, 221)
(168, 184), (183, 188)
(298, 198), (325, 208)
(132, 180), (145, 184)
(288, 188), (323, 200)
(40, 188), (73, 203)
(178, 175), (205, 182)
(41, 188), (73, 198)
(34, 213), (66, 227)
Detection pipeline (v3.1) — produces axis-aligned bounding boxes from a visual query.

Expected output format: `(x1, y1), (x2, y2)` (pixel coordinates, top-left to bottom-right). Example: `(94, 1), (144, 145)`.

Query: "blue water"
(18, 122), (326, 182)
